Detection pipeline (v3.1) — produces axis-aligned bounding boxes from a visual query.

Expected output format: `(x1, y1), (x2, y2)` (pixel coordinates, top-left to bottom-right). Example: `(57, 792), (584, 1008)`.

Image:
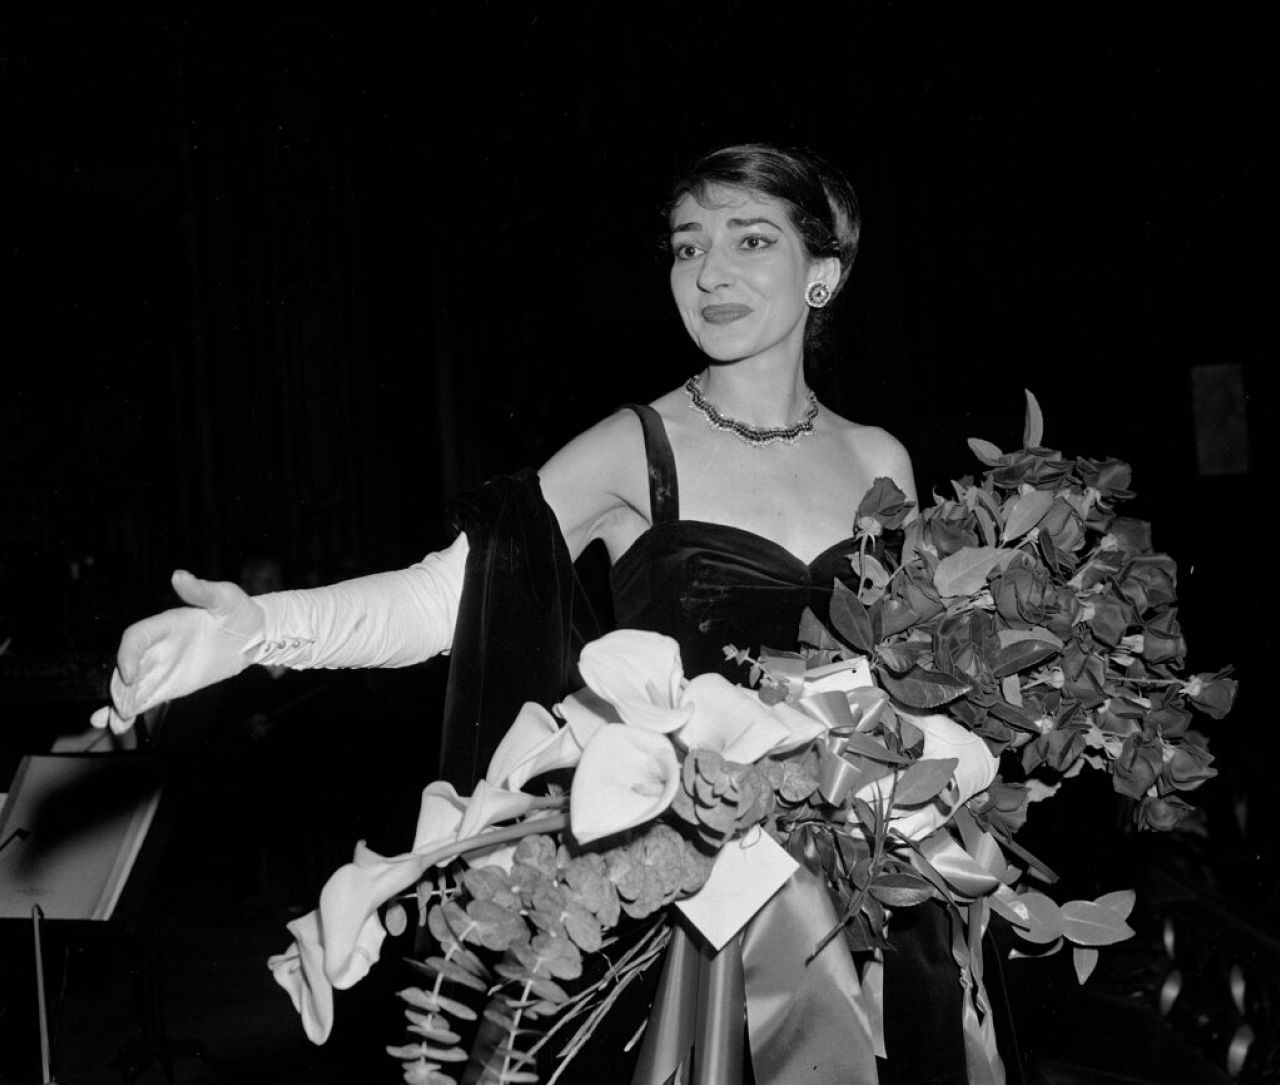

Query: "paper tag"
(803, 656), (874, 696)
(676, 828), (798, 951)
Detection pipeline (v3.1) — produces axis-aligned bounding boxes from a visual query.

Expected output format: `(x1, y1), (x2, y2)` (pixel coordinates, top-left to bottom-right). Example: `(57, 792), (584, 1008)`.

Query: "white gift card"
(676, 828), (798, 951)
(803, 656), (874, 696)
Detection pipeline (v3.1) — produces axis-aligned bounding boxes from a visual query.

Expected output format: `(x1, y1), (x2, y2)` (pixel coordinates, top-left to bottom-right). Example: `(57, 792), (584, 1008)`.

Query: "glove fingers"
(91, 670), (136, 734)
(117, 620), (160, 684)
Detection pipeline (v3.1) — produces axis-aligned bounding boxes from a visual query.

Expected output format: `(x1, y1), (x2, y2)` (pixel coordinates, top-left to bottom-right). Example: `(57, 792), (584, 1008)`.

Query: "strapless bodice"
(610, 519), (858, 678)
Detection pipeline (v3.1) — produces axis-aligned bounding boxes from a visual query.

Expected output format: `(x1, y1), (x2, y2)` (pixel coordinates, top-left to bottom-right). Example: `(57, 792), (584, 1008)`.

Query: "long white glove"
(91, 534), (469, 735)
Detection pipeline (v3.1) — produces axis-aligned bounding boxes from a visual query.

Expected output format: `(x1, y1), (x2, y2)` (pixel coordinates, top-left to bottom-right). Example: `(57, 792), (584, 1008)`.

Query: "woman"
(94, 144), (984, 1083)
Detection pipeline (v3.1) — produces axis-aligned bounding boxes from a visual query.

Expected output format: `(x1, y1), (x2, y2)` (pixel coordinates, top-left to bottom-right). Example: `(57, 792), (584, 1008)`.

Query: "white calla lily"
(486, 701), (560, 787)
(578, 630), (693, 733)
(315, 842), (423, 995)
(570, 724), (680, 843)
(313, 775), (546, 998)
(457, 779), (538, 841)
(486, 701), (588, 792)
(677, 674), (827, 761)
(557, 686), (620, 737)
(268, 910), (334, 1044)
(678, 673), (795, 763)
(412, 781), (467, 852)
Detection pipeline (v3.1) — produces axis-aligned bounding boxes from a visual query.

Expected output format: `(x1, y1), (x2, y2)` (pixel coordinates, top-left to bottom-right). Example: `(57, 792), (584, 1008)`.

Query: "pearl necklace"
(683, 375), (820, 447)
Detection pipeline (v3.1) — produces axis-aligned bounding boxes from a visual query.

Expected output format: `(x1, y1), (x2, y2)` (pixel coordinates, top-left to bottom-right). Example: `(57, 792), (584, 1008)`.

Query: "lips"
(700, 304), (752, 325)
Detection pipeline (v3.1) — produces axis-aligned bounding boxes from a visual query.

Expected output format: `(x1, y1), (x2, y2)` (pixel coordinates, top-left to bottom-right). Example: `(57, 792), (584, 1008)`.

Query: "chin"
(696, 340), (755, 363)
(691, 327), (759, 362)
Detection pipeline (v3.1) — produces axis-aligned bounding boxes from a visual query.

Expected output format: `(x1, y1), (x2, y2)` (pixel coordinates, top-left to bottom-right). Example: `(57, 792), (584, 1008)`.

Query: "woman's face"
(669, 185), (833, 366)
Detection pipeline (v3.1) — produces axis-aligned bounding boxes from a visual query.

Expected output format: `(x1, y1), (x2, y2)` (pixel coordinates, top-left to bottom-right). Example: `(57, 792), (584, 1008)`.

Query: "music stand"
(0, 754), (163, 1083)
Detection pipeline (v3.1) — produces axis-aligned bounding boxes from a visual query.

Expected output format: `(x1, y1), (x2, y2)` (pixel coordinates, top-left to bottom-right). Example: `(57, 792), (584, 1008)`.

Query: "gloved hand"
(91, 570), (266, 735)
(92, 533), (469, 735)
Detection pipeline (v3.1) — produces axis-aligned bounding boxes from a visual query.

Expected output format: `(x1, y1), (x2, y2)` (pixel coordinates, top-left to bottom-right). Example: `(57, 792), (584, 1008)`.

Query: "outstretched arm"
(94, 408), (642, 735)
(92, 534), (468, 734)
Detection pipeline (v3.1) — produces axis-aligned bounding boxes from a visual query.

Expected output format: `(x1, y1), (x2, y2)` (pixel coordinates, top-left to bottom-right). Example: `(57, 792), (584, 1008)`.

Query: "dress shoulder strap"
(622, 403), (680, 524)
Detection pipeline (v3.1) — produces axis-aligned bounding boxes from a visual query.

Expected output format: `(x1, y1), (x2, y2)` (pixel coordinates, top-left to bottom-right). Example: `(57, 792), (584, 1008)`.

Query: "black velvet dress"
(437, 406), (1008, 1083)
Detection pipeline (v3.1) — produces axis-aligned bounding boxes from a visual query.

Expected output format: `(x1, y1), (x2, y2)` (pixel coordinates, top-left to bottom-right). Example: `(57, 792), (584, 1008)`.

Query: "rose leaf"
(892, 757), (958, 806)
(933, 546), (1003, 598)
(1061, 900), (1135, 946)
(875, 665), (971, 709)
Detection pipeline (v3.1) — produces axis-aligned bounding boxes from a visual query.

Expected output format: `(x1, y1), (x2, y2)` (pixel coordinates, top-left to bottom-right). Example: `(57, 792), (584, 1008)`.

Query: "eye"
(739, 233), (777, 252)
(671, 241), (703, 261)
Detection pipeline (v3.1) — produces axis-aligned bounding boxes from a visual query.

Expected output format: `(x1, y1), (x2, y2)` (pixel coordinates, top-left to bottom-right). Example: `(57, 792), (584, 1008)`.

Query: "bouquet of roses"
(268, 393), (1235, 1085)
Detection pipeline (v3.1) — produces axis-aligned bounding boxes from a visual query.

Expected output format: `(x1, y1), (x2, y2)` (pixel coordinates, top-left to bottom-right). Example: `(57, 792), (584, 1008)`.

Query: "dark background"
(0, 3), (1275, 1081)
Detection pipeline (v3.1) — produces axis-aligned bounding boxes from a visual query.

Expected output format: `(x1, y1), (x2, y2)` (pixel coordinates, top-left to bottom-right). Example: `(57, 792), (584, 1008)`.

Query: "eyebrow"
(670, 216), (785, 234)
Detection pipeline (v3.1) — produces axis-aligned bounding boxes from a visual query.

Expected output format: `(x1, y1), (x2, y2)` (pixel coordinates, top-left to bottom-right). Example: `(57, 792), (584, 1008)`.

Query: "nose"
(696, 243), (734, 293)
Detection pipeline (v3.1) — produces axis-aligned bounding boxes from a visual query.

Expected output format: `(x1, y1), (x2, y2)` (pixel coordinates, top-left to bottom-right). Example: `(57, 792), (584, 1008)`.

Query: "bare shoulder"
(822, 408), (918, 499)
(822, 407), (912, 463)
(537, 408), (649, 558)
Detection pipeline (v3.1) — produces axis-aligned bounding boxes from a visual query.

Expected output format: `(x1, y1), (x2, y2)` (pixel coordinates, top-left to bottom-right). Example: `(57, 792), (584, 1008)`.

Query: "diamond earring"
(805, 281), (832, 309)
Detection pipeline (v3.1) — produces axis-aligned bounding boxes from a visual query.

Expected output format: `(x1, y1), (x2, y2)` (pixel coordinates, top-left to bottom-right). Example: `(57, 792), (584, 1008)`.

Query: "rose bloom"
(926, 504), (981, 557)
(992, 558), (1078, 638)
(1120, 554), (1178, 613)
(1160, 735), (1216, 793)
(1186, 673), (1238, 720)
(1141, 608), (1186, 666)
(1108, 517), (1154, 557)
(1145, 690), (1192, 738)
(1113, 732), (1163, 800)
(1138, 795), (1193, 831)
(1038, 498), (1086, 554)
(969, 781), (1030, 836)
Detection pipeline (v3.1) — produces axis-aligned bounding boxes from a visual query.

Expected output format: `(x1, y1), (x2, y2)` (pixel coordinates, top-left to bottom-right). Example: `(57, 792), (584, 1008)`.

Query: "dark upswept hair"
(665, 142), (862, 339)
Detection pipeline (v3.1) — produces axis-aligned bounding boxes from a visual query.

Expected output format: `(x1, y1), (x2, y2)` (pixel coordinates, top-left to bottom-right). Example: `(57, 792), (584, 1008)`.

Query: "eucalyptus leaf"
(1060, 900), (1135, 946)
(933, 546), (1002, 598)
(416, 1044), (468, 1063)
(419, 955), (490, 992)
(400, 985), (479, 1022)
(384, 902), (409, 938)
(406, 1015), (462, 1045)
(893, 757), (958, 805)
